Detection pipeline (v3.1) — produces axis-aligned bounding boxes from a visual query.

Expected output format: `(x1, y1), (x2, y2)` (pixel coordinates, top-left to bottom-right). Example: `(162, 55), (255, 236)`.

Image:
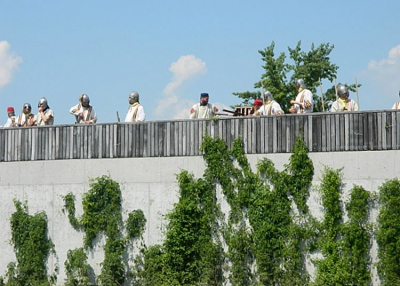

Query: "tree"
(234, 41), (360, 112)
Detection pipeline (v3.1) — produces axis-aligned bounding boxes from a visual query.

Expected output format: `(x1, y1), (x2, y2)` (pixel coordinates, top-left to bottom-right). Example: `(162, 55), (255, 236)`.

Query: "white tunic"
(258, 101), (284, 116)
(3, 116), (17, 128)
(35, 109), (54, 126)
(70, 104), (97, 124)
(330, 99), (359, 112)
(293, 89), (313, 114)
(16, 113), (35, 127)
(190, 103), (217, 119)
(125, 104), (145, 122)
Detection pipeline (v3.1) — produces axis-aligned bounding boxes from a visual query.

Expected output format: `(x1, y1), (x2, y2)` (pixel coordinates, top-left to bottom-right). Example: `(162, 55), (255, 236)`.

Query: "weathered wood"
(1, 111), (400, 162)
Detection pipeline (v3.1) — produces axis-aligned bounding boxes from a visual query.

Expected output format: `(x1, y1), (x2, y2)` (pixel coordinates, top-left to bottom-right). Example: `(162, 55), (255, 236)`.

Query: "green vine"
(126, 210), (147, 240)
(313, 168), (371, 285)
(376, 178), (400, 285)
(2, 200), (56, 286)
(62, 175), (146, 286)
(64, 248), (91, 286)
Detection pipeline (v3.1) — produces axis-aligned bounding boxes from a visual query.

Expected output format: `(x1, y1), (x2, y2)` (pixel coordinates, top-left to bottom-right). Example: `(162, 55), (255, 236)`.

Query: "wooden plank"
(280, 116), (286, 153)
(260, 117), (265, 153)
(252, 118), (257, 153)
(397, 111), (400, 149)
(352, 113), (358, 151)
(391, 111), (395, 150)
(343, 113), (350, 151)
(380, 112), (386, 150)
(325, 115), (331, 151)
(140, 123), (145, 157)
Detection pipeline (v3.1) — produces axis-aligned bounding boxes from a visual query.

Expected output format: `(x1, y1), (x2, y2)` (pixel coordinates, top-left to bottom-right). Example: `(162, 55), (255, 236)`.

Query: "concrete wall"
(1, 150), (400, 284)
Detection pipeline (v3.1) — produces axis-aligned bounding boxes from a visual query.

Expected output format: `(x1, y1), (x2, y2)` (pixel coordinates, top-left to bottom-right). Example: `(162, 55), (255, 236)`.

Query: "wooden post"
(319, 78), (325, 112)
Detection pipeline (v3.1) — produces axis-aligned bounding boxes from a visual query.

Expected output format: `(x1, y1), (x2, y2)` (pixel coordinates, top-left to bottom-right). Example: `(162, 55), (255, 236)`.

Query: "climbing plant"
(1, 200), (56, 286)
(313, 168), (371, 285)
(376, 179), (400, 285)
(62, 175), (146, 286)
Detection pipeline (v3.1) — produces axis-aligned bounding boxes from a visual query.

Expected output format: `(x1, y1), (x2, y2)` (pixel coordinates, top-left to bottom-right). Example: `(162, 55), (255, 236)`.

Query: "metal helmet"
(38, 97), (48, 109)
(263, 91), (274, 102)
(128, 91), (139, 104)
(337, 85), (349, 98)
(295, 79), (306, 90)
(80, 94), (90, 105)
(22, 103), (32, 114)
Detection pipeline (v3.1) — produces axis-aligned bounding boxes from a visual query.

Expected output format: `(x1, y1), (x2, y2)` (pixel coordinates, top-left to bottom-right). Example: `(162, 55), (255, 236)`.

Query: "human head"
(38, 97), (48, 109)
(22, 103), (32, 114)
(337, 85), (349, 100)
(254, 99), (263, 110)
(128, 91), (139, 105)
(295, 79), (306, 91)
(263, 91), (274, 102)
(7, 107), (15, 117)
(80, 94), (90, 107)
(200, 93), (209, 106)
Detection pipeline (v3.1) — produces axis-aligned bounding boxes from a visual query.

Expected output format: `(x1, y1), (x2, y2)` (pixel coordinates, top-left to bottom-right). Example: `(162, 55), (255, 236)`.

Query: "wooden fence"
(1, 110), (400, 162)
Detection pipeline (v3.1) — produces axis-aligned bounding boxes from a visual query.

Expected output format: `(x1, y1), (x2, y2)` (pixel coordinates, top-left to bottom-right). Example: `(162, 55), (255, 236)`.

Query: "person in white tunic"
(2, 107), (17, 128)
(124, 91), (145, 122)
(16, 103), (35, 127)
(70, 94), (97, 124)
(289, 79), (313, 114)
(259, 91), (284, 116)
(251, 99), (263, 116)
(189, 93), (218, 119)
(391, 91), (400, 109)
(35, 97), (54, 126)
(330, 85), (359, 112)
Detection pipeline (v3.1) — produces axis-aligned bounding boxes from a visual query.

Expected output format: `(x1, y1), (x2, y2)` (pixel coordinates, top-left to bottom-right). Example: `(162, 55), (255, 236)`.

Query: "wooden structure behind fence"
(1, 110), (400, 162)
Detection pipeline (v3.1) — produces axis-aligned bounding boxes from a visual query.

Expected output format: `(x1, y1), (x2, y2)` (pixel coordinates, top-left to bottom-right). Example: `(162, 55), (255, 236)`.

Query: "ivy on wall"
(313, 168), (371, 285)
(1, 135), (400, 286)
(62, 175), (146, 286)
(376, 179), (400, 285)
(0, 200), (56, 286)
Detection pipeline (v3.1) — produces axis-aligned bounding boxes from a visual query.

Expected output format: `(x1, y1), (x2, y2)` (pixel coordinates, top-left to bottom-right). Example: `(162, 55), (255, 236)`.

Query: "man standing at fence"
(17, 103), (35, 127)
(125, 91), (145, 122)
(259, 91), (284, 116)
(289, 79), (313, 114)
(35, 97), (54, 126)
(190, 93), (218, 119)
(330, 85), (359, 112)
(2, 107), (17, 128)
(70, 94), (97, 124)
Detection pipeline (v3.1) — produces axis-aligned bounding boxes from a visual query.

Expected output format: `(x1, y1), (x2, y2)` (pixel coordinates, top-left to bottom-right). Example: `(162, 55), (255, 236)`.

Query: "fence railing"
(1, 110), (399, 162)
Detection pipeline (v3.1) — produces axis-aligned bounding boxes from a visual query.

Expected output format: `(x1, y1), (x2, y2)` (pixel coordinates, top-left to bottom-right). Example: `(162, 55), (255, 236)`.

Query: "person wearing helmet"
(259, 91), (284, 116)
(2, 107), (17, 128)
(70, 94), (97, 124)
(35, 97), (54, 126)
(289, 79), (313, 114)
(125, 91), (145, 122)
(251, 99), (263, 116)
(330, 85), (359, 112)
(16, 103), (35, 127)
(190, 93), (218, 119)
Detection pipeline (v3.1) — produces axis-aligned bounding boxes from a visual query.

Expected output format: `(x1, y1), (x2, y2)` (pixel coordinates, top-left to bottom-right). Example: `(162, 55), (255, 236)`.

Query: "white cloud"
(363, 45), (400, 100)
(154, 55), (207, 119)
(0, 41), (23, 90)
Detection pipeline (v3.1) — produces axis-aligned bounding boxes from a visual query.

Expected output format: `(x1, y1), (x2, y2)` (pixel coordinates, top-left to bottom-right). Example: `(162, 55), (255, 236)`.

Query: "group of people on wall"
(1, 91), (145, 128)
(190, 79), (362, 119)
(1, 79), (399, 126)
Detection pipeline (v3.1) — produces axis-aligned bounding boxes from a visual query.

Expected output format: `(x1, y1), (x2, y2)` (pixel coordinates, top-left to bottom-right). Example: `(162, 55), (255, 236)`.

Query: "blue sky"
(1, 0), (400, 125)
